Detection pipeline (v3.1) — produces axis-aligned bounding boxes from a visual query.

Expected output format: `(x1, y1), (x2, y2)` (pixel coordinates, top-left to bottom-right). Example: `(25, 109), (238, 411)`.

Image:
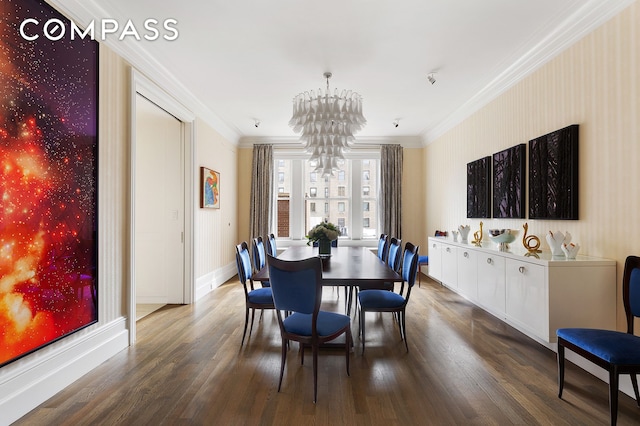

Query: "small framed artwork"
(200, 167), (220, 209)
(467, 156), (491, 218)
(493, 144), (526, 219)
(529, 124), (579, 220)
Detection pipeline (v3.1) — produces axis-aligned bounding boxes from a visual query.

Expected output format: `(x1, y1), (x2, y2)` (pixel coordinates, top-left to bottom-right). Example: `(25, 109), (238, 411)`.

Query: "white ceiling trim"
(421, 0), (636, 145)
(46, 0), (241, 145)
(237, 135), (424, 149)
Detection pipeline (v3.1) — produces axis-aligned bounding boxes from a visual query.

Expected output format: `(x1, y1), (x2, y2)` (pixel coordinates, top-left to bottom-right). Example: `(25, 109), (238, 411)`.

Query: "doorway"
(130, 70), (195, 343)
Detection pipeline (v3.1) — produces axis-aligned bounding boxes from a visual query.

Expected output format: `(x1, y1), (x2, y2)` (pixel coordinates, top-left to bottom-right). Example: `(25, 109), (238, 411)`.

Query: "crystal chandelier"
(288, 72), (366, 177)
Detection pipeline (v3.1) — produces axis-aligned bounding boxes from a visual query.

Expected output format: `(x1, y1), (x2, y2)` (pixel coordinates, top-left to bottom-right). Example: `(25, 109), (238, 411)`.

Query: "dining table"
(253, 246), (403, 316)
(253, 245), (402, 285)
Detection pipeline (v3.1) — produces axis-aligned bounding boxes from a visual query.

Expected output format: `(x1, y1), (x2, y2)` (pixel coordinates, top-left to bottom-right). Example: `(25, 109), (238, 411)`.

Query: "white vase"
(459, 225), (470, 243)
(561, 243), (580, 259)
(546, 231), (572, 256)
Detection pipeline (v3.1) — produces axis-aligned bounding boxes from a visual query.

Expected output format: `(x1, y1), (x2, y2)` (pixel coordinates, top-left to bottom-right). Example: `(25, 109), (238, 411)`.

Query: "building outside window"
(272, 154), (379, 241)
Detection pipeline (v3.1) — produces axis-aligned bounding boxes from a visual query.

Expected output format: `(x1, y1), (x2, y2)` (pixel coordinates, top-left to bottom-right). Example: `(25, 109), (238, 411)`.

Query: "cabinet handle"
(464, 252), (469, 258)
(446, 247), (451, 253)
(432, 244), (436, 248)
(487, 258), (493, 265)
(519, 266), (525, 274)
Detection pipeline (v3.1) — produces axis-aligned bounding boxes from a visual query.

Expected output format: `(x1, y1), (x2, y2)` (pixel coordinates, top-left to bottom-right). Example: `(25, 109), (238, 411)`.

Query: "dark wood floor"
(16, 276), (640, 425)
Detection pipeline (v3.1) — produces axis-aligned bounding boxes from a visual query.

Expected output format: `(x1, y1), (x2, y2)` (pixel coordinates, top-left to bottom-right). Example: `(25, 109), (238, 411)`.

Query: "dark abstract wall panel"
(493, 144), (526, 219)
(467, 156), (491, 218)
(0, 0), (98, 367)
(529, 125), (579, 220)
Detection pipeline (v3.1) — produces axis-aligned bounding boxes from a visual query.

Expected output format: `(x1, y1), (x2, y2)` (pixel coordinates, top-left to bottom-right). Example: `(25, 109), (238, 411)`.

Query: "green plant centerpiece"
(307, 221), (340, 257)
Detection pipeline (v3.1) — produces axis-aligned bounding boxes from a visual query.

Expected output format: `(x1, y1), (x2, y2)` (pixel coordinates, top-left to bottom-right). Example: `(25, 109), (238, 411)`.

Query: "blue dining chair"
(557, 255), (640, 425)
(387, 237), (402, 274)
(377, 233), (389, 262)
(252, 236), (270, 287)
(266, 254), (351, 403)
(417, 255), (429, 287)
(358, 242), (419, 353)
(235, 242), (275, 346)
(267, 233), (277, 256)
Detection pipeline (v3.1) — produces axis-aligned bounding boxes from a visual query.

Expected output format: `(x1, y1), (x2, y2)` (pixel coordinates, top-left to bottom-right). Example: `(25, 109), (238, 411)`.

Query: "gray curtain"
(380, 144), (403, 239)
(249, 144), (273, 242)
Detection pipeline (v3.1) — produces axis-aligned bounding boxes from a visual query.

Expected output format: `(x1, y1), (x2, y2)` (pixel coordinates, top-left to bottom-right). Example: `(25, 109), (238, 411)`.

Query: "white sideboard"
(427, 237), (617, 348)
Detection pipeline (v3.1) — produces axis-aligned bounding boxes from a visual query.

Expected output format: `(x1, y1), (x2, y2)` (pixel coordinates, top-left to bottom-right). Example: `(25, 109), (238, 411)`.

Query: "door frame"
(129, 69), (195, 344)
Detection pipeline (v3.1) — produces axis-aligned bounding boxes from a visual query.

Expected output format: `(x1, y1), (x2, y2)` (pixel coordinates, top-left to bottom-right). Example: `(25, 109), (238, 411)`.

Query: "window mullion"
(351, 160), (363, 240)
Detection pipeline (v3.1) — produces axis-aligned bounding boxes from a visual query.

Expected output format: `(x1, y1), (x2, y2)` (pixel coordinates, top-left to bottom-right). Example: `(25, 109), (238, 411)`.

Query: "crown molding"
(46, 0), (241, 145)
(421, 0), (636, 145)
(238, 135), (424, 149)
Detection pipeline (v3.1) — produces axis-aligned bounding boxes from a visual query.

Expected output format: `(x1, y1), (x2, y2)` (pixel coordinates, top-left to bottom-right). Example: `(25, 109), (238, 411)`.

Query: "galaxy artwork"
(1, 0), (98, 367)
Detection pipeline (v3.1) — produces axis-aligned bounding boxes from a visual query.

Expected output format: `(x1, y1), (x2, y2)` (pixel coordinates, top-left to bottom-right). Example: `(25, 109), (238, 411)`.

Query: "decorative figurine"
(471, 221), (483, 246)
(522, 223), (542, 253)
(459, 225), (471, 243)
(561, 243), (580, 259)
(452, 230), (459, 242)
(546, 230), (572, 257)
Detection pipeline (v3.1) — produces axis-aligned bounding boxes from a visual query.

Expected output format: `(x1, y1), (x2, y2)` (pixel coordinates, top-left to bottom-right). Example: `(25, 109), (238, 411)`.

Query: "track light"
(427, 72), (436, 85)
(254, 120), (261, 128)
(393, 120), (399, 128)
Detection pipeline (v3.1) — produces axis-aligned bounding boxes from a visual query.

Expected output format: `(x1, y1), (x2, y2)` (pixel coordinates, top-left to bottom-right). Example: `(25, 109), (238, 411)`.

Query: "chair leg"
(631, 374), (640, 407)
(361, 310), (366, 354)
(557, 343), (565, 398)
(401, 311), (408, 353)
(241, 307), (250, 346)
(313, 343), (319, 403)
(609, 368), (619, 426)
(249, 308), (256, 337)
(345, 326), (351, 376)
(277, 338), (287, 392)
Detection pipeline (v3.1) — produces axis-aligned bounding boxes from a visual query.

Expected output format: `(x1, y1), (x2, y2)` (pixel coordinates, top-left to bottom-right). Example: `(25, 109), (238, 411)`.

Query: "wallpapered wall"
(424, 2), (640, 330)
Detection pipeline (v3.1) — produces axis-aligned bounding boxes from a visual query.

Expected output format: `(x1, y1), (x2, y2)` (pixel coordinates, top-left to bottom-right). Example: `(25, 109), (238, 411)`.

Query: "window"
(279, 187), (285, 193)
(278, 172), (285, 183)
(272, 155), (379, 241)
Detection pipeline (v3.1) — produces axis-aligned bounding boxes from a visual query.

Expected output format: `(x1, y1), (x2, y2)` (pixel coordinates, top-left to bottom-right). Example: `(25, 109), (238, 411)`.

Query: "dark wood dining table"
(253, 246), (402, 286)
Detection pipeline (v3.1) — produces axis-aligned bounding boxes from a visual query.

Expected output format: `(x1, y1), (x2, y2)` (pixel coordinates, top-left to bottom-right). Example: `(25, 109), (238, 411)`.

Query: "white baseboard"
(0, 318), (129, 425)
(194, 262), (237, 301)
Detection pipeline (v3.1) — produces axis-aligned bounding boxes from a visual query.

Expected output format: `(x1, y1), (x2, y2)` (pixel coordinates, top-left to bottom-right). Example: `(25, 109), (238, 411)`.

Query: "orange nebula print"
(0, 0), (98, 366)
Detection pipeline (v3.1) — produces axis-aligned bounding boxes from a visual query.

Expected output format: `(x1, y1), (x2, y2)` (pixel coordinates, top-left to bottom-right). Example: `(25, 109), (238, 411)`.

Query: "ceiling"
(65, 0), (629, 145)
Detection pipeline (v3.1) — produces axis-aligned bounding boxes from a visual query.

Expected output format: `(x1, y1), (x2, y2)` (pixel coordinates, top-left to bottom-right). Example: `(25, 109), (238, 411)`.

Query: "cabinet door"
(441, 244), (458, 288)
(428, 239), (442, 282)
(506, 259), (548, 340)
(457, 248), (477, 300)
(477, 252), (506, 316)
